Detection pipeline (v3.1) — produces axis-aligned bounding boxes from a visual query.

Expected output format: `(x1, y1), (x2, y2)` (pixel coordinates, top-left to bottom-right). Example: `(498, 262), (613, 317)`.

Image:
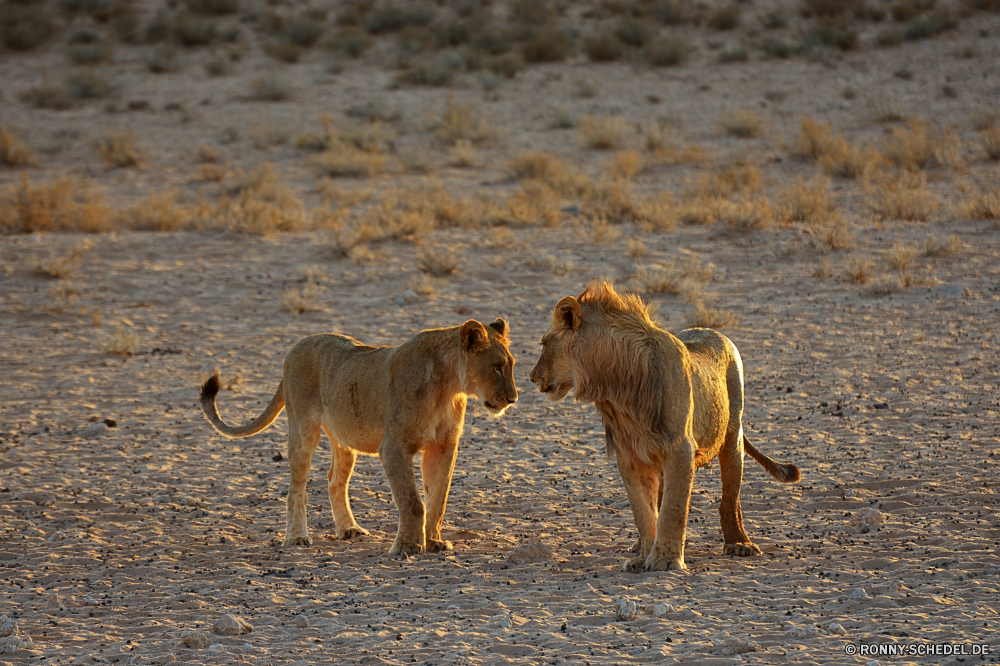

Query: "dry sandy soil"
(2, 1), (1000, 665)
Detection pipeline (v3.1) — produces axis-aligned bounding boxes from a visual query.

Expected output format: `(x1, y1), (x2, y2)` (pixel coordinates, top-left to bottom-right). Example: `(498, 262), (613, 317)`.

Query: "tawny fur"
(530, 282), (800, 572)
(200, 319), (517, 556)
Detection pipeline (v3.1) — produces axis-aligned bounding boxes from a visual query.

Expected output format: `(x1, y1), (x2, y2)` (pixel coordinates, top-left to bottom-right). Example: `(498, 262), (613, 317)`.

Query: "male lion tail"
(200, 373), (285, 439)
(743, 434), (801, 483)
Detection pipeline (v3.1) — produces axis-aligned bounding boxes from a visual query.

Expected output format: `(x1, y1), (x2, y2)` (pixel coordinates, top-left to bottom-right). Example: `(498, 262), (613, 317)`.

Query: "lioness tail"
(743, 434), (801, 483)
(200, 373), (285, 439)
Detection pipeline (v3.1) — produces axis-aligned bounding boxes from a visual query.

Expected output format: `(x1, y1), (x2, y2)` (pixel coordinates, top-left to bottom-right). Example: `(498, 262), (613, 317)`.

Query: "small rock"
(614, 597), (638, 622)
(213, 614), (253, 636)
(888, 579), (904, 592)
(293, 615), (309, 629)
(865, 661), (879, 666)
(645, 603), (673, 616)
(785, 625), (819, 638)
(714, 637), (761, 655)
(850, 588), (872, 601)
(82, 423), (108, 438)
(180, 631), (208, 649)
(827, 622), (847, 635)
(208, 644), (225, 651)
(82, 596), (100, 606)
(850, 507), (885, 532)
(506, 542), (554, 565)
(500, 615), (512, 629)
(395, 290), (419, 305)
(153, 655), (176, 664)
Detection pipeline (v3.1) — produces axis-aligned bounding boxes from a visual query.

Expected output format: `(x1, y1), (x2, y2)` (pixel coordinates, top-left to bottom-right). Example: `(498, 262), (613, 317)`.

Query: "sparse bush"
(418, 246), (461, 276)
(0, 9), (55, 51)
(249, 75), (292, 101)
(868, 96), (905, 123)
(433, 96), (494, 145)
(904, 11), (957, 40)
(332, 28), (372, 58)
(718, 109), (765, 138)
(67, 41), (114, 64)
(780, 177), (834, 223)
(691, 161), (763, 198)
(845, 256), (875, 284)
(609, 151), (645, 179)
(286, 14), (325, 47)
(473, 27), (514, 55)
(812, 258), (832, 277)
(722, 199), (775, 232)
(522, 27), (573, 63)
(802, 23), (857, 50)
(882, 118), (962, 170)
(923, 234), (962, 256)
(66, 71), (116, 99)
(615, 17), (656, 46)
(886, 242), (919, 269)
(956, 191), (1000, 219)
(46, 281), (81, 312)
(0, 175), (109, 233)
(686, 302), (736, 329)
(265, 41), (303, 63)
(0, 128), (36, 167)
(818, 140), (882, 179)
(644, 35), (689, 66)
(708, 5), (742, 30)
(978, 128), (1000, 160)
(101, 325), (142, 355)
(33, 243), (89, 278)
(760, 37), (794, 57)
(96, 131), (147, 167)
(864, 171), (938, 220)
(395, 58), (456, 86)
(308, 148), (387, 178)
(585, 31), (624, 61)
(172, 14), (216, 46)
(577, 115), (629, 150)
(282, 281), (325, 314)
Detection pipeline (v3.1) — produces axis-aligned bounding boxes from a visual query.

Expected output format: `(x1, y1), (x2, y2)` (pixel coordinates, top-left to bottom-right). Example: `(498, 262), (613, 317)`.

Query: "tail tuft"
(201, 373), (221, 402)
(772, 462), (801, 484)
(743, 434), (802, 484)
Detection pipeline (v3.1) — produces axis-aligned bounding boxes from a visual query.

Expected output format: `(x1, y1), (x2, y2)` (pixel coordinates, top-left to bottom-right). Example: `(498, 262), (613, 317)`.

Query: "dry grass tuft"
(978, 128), (1000, 160)
(864, 171), (938, 220)
(101, 326), (142, 356)
(780, 177), (834, 223)
(633, 257), (714, 300)
(0, 175), (109, 233)
(96, 131), (148, 168)
(577, 115), (630, 150)
(885, 242), (919, 270)
(506, 151), (595, 199)
(677, 197), (730, 226)
(418, 246), (461, 277)
(33, 243), (89, 279)
(281, 281), (325, 315)
(589, 216), (622, 244)
(627, 239), (647, 257)
(434, 95), (494, 146)
(46, 281), (80, 312)
(249, 75), (292, 101)
(0, 127), (36, 167)
(811, 258), (832, 278)
(882, 118), (962, 171)
(589, 180), (674, 230)
(608, 151), (645, 180)
(718, 110), (765, 138)
(685, 302), (736, 329)
(721, 198), (775, 232)
(308, 149), (386, 178)
(844, 256), (876, 284)
(956, 191), (1000, 220)
(923, 234), (962, 257)
(447, 140), (478, 168)
(691, 161), (763, 199)
(794, 117), (881, 178)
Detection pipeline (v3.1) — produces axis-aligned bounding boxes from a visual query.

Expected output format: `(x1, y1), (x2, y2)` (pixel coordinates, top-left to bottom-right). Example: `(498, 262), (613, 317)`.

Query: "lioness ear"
(460, 320), (489, 351)
(488, 317), (509, 337)
(553, 296), (582, 332)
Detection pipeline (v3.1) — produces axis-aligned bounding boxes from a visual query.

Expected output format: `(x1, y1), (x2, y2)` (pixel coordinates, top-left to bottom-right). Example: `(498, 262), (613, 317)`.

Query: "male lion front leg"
(718, 429), (761, 557)
(643, 438), (696, 572)
(616, 456), (661, 573)
(420, 440), (459, 553)
(326, 435), (370, 540)
(381, 439), (426, 557)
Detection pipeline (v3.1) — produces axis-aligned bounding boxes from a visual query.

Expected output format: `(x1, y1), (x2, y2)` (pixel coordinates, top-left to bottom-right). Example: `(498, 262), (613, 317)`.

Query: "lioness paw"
(642, 555), (686, 572)
(621, 557), (646, 573)
(723, 542), (762, 557)
(337, 526), (369, 540)
(283, 535), (313, 546)
(389, 542), (424, 557)
(426, 539), (453, 553)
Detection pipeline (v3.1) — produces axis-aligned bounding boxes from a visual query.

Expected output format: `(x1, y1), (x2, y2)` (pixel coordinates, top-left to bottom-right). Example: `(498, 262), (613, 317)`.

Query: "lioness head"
(460, 318), (518, 417)
(529, 296), (581, 402)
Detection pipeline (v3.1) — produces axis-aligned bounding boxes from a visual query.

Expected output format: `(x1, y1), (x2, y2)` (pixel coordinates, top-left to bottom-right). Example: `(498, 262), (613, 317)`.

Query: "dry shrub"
(33, 243), (89, 279)
(794, 117), (836, 160)
(418, 246), (461, 276)
(306, 116), (392, 178)
(718, 110), (765, 138)
(333, 188), (448, 253)
(590, 216), (622, 244)
(192, 162), (228, 182)
(126, 190), (197, 231)
(506, 151), (595, 198)
(521, 27), (573, 63)
(101, 326), (142, 356)
(882, 118), (962, 170)
(96, 131), (148, 168)
(249, 75), (292, 101)
(721, 199), (775, 232)
(956, 191), (1000, 219)
(817, 216), (857, 250)
(923, 234), (962, 256)
(633, 257), (714, 299)
(885, 242), (919, 270)
(585, 31), (623, 62)
(708, 5), (742, 30)
(644, 35), (689, 66)
(590, 179), (674, 230)
(864, 171), (938, 220)
(685, 302), (736, 329)
(505, 183), (563, 227)
(197, 144), (221, 163)
(627, 239), (647, 257)
(577, 115), (630, 150)
(844, 256), (876, 284)
(677, 197), (730, 226)
(0, 127), (36, 167)
(780, 176), (834, 223)
(282, 281), (325, 314)
(448, 140), (478, 168)
(794, 117), (881, 178)
(978, 128), (1000, 160)
(691, 161), (763, 199)
(308, 148), (386, 178)
(811, 258), (832, 278)
(0, 175), (109, 233)
(46, 281), (80, 312)
(609, 151), (645, 179)
(434, 95), (494, 145)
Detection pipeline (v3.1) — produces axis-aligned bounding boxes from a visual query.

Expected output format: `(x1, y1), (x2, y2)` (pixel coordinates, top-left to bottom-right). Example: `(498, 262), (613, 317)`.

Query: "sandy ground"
(3, 3), (1000, 665)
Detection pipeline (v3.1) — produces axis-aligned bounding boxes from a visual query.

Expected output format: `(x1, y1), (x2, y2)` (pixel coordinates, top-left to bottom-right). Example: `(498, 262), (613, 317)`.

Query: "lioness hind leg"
(325, 430), (369, 540)
(643, 437), (696, 572)
(284, 420), (322, 547)
(718, 428), (762, 557)
(420, 441), (459, 553)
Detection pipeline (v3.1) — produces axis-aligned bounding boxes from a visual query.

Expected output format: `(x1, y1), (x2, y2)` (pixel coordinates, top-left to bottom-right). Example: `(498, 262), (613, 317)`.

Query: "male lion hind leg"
(380, 439), (426, 557)
(325, 431), (369, 540)
(616, 456), (661, 573)
(718, 429), (762, 557)
(420, 440), (459, 553)
(643, 438), (696, 572)
(284, 419), (322, 547)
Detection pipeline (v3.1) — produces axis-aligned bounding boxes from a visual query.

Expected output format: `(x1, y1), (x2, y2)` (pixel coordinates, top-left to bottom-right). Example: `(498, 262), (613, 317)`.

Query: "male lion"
(530, 282), (800, 572)
(200, 318), (517, 556)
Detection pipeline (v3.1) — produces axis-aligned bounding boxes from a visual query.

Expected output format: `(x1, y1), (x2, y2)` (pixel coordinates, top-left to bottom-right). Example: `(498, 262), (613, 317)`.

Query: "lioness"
(530, 282), (800, 572)
(200, 318), (517, 555)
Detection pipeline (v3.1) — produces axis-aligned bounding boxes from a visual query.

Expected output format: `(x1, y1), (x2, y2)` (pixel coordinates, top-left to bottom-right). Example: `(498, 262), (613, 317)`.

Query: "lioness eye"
(494, 364), (503, 373)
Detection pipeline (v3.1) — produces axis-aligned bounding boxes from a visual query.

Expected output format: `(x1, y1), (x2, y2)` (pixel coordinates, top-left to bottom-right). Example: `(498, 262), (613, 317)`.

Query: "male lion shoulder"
(200, 318), (518, 556)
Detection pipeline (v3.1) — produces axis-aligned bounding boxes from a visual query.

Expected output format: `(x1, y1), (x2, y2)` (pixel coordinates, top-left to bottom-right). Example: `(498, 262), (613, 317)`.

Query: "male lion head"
(460, 318), (518, 417)
(529, 296), (581, 402)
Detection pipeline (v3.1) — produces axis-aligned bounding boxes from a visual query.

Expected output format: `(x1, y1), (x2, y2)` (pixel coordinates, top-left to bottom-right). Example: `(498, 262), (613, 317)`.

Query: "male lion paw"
(388, 542), (424, 557)
(723, 542), (762, 557)
(621, 557), (646, 573)
(337, 526), (369, 540)
(282, 535), (313, 546)
(642, 555), (686, 572)
(425, 539), (453, 553)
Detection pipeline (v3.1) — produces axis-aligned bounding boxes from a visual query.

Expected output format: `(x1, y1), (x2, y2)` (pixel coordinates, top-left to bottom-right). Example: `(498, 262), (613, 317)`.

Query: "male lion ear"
(553, 296), (582, 332)
(488, 318), (509, 337)
(460, 319), (489, 351)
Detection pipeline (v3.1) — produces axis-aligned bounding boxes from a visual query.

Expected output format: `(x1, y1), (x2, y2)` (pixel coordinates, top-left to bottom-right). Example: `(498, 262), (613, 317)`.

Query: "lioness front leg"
(421, 440), (459, 553)
(326, 434), (369, 540)
(381, 439), (426, 556)
(616, 455), (661, 573)
(643, 437), (696, 572)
